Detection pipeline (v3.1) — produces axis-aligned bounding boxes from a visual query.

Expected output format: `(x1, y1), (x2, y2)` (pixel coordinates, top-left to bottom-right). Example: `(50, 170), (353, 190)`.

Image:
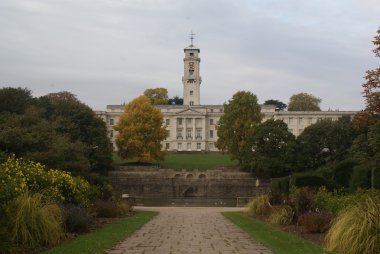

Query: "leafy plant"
(61, 203), (92, 233)
(298, 212), (333, 233)
(290, 187), (315, 217)
(268, 205), (294, 225)
(326, 195), (380, 254)
(93, 199), (132, 218)
(246, 195), (271, 216)
(7, 192), (64, 247)
(0, 156), (92, 206)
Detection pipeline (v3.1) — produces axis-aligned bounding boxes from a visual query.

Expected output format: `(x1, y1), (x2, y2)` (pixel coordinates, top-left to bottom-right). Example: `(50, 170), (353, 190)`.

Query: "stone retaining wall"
(109, 168), (269, 198)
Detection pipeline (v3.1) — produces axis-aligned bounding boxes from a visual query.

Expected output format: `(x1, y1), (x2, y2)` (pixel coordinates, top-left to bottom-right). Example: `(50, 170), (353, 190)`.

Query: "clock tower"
(183, 32), (201, 106)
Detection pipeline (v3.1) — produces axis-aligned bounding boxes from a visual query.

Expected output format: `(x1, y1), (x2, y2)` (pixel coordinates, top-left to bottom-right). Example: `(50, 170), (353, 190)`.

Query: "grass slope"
(43, 211), (157, 254)
(223, 212), (332, 254)
(113, 153), (237, 170)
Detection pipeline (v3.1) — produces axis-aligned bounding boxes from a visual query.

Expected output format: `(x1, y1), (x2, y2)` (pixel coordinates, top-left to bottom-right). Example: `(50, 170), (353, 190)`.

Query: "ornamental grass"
(326, 195), (380, 254)
(246, 194), (271, 216)
(7, 192), (64, 248)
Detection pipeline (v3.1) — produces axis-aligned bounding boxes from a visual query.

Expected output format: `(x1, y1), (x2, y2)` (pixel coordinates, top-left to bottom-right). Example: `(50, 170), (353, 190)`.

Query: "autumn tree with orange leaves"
(114, 96), (167, 162)
(351, 27), (380, 189)
(355, 27), (380, 127)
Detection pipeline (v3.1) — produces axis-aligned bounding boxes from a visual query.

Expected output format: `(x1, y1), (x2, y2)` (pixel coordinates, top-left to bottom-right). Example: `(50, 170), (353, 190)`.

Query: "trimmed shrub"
(332, 159), (356, 188)
(61, 204), (92, 233)
(270, 177), (290, 194)
(292, 174), (331, 190)
(246, 195), (271, 216)
(298, 212), (333, 233)
(6, 192), (64, 247)
(326, 195), (380, 254)
(268, 205), (294, 225)
(349, 164), (372, 191)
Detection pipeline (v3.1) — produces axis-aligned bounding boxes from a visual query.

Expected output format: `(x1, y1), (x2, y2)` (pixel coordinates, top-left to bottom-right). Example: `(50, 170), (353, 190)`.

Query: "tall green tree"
(0, 106), (90, 172)
(288, 92), (321, 111)
(264, 99), (287, 111)
(143, 88), (169, 105)
(297, 117), (356, 170)
(168, 95), (183, 105)
(216, 91), (262, 167)
(0, 87), (34, 114)
(40, 91), (112, 173)
(114, 96), (167, 162)
(250, 119), (297, 177)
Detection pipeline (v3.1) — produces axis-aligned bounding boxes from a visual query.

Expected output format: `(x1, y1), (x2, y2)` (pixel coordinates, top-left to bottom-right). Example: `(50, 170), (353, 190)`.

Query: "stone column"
(192, 118), (196, 141)
(202, 116), (206, 150)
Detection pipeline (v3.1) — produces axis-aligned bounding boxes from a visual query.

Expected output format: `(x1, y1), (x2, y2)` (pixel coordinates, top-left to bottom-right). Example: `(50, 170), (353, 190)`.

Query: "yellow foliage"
(114, 96), (167, 162)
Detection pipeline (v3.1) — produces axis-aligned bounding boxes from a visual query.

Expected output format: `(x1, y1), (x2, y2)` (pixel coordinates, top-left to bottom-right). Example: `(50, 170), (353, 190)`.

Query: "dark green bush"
(270, 177), (290, 194)
(61, 204), (92, 233)
(298, 212), (333, 233)
(332, 159), (357, 188)
(349, 164), (371, 191)
(292, 173), (331, 189)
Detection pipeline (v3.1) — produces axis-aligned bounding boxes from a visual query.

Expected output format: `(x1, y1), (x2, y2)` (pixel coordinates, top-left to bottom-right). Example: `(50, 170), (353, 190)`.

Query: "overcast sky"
(0, 0), (379, 110)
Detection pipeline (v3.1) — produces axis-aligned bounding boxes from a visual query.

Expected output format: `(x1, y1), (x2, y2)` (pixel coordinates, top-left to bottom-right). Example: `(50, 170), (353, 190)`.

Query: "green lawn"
(113, 152), (237, 170)
(42, 211), (157, 254)
(223, 212), (332, 254)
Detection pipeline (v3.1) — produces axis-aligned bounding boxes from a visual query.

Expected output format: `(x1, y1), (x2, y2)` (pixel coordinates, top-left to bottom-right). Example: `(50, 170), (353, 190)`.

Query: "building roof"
(184, 45), (200, 52)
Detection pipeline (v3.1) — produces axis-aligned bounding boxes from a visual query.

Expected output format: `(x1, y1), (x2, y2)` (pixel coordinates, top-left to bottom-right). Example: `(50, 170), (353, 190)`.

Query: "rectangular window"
(166, 130), (170, 139)
(178, 118), (183, 125)
(196, 143), (201, 150)
(165, 143), (170, 150)
(298, 118), (303, 124)
(289, 117), (293, 124)
(209, 142), (214, 149)
(196, 129), (202, 138)
(177, 129), (183, 139)
(110, 118), (114, 125)
(166, 119), (170, 125)
(178, 143), (182, 150)
(187, 143), (191, 150)
(186, 129), (192, 138)
(186, 118), (192, 125)
(307, 118), (312, 124)
(209, 119), (214, 125)
(110, 130), (113, 138)
(190, 90), (193, 95)
(190, 52), (194, 56)
(210, 109), (214, 113)
(190, 101), (194, 106)
(210, 130), (214, 138)
(219, 108), (223, 112)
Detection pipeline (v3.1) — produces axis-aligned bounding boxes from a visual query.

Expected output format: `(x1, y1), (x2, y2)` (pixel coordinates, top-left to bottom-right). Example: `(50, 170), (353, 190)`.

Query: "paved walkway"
(107, 207), (272, 254)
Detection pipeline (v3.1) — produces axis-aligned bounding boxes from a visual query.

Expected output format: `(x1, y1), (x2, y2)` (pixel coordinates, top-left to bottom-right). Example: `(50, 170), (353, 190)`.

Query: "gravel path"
(107, 206), (272, 254)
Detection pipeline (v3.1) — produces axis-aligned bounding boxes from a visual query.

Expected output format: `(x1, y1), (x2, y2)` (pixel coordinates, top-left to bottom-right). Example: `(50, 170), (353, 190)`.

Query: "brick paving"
(107, 207), (272, 254)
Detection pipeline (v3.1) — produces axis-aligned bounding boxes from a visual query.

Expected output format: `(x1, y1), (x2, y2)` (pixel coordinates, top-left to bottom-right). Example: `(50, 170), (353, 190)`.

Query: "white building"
(96, 37), (358, 152)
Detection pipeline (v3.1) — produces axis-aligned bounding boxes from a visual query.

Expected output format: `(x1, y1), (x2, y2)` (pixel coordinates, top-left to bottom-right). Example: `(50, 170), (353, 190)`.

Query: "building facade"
(96, 39), (358, 152)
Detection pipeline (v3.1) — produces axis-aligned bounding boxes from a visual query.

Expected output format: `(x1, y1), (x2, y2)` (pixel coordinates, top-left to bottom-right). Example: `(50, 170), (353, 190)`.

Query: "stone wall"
(109, 167), (269, 198)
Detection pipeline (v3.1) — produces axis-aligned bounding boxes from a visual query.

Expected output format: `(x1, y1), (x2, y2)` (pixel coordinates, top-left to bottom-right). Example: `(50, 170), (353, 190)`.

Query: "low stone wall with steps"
(109, 167), (269, 198)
